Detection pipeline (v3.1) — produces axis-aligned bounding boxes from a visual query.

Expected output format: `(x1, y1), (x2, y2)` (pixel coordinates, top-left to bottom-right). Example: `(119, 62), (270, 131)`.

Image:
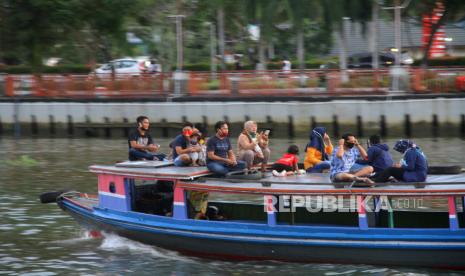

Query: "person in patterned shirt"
(330, 133), (374, 184)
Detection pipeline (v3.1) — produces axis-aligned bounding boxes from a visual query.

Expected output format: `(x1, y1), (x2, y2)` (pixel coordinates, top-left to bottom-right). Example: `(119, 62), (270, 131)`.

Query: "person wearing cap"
(374, 139), (428, 183)
(172, 123), (202, 166)
(188, 129), (203, 166)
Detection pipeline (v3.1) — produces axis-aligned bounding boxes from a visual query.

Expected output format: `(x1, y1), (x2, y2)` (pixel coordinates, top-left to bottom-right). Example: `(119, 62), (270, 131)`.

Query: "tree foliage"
(1, 0), (463, 70)
(405, 0), (465, 66)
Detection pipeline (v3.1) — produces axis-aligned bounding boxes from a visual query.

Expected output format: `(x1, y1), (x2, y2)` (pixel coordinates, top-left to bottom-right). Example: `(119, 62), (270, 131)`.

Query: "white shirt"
(282, 60), (291, 73)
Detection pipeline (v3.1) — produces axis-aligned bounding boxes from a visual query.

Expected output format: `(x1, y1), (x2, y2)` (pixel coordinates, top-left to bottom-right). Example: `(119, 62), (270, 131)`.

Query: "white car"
(94, 58), (148, 77)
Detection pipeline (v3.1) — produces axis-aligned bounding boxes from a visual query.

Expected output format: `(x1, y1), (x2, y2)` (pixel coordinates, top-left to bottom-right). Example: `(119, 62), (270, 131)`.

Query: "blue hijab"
(305, 127), (329, 161)
(393, 139), (414, 153)
(394, 139), (427, 165)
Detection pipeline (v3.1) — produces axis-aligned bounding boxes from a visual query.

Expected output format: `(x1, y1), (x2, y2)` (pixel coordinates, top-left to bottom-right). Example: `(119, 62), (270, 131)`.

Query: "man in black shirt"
(128, 116), (166, 161)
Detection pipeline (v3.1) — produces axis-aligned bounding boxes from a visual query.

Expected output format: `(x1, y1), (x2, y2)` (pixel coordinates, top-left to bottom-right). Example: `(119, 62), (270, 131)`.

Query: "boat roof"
(90, 162), (465, 195)
(115, 160), (174, 168)
(90, 164), (213, 180)
(179, 173), (465, 196)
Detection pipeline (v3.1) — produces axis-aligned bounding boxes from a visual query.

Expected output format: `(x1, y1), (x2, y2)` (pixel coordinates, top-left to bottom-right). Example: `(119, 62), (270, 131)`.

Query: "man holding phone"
(237, 121), (271, 173)
(128, 116), (166, 161)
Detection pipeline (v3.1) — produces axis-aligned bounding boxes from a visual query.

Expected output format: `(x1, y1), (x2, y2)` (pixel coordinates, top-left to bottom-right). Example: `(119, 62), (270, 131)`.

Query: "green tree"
(406, 0), (465, 66)
(286, 0), (322, 70)
(78, 0), (139, 62)
(244, 0), (283, 70)
(320, 0), (372, 72)
(0, 0), (79, 69)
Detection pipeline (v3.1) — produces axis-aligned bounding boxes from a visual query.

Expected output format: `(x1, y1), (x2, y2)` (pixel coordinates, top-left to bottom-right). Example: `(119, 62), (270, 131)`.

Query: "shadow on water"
(0, 137), (464, 275)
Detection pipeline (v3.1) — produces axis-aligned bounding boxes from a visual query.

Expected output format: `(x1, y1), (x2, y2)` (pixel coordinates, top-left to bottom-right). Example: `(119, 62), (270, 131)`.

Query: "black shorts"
(271, 163), (293, 172)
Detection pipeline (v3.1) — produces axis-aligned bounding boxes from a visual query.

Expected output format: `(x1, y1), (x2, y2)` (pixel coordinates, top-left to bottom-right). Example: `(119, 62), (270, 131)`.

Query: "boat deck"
(65, 193), (99, 210)
(89, 161), (465, 195)
(182, 173), (465, 196)
(90, 163), (212, 180)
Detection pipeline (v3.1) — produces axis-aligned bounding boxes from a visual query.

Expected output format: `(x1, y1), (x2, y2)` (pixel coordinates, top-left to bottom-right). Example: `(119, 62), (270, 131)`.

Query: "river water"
(1, 137), (464, 275)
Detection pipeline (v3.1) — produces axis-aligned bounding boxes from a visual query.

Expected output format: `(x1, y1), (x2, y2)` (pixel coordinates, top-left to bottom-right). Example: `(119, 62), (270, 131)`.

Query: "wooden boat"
(42, 161), (465, 269)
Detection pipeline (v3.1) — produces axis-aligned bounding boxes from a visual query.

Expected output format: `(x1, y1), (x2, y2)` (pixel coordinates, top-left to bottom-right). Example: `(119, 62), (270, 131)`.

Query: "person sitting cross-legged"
(374, 139), (428, 183)
(206, 121), (246, 176)
(355, 134), (393, 177)
(128, 116), (166, 161)
(330, 133), (374, 184)
(172, 123), (202, 167)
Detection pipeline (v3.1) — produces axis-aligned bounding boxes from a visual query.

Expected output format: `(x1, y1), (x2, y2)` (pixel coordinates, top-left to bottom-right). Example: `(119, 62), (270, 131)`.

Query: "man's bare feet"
(353, 176), (375, 186)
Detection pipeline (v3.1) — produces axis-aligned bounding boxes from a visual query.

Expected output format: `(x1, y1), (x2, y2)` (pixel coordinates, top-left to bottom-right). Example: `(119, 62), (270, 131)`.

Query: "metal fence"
(3, 68), (465, 98)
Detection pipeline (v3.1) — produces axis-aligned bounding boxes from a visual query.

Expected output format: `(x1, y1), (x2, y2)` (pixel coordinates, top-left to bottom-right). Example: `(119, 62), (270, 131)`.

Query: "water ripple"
(0, 137), (464, 275)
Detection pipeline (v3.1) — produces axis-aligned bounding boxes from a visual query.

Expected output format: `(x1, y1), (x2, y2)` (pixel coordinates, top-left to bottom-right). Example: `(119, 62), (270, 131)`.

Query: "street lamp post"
(380, 0), (412, 93)
(338, 17), (351, 83)
(371, 1), (380, 70)
(167, 15), (185, 71)
(394, 2), (401, 66)
(204, 22), (217, 79)
(445, 37), (454, 56)
(168, 15), (186, 95)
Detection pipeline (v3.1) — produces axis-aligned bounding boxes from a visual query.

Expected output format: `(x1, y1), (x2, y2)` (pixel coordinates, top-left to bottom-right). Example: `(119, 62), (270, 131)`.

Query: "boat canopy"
(90, 164), (213, 180)
(180, 175), (465, 196)
(90, 162), (465, 196)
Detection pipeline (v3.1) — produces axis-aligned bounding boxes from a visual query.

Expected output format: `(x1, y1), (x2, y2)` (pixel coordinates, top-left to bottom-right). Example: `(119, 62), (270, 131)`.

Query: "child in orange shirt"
(272, 145), (304, 176)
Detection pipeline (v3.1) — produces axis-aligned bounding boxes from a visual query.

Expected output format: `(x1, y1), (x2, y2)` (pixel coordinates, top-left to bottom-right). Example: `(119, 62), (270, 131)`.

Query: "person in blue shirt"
(374, 139), (428, 183)
(206, 121), (246, 176)
(356, 135), (393, 175)
(330, 133), (374, 184)
(171, 123), (202, 167)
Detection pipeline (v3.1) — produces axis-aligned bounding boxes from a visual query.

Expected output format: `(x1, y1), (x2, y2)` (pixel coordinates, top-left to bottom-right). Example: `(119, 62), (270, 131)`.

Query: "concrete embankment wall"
(0, 98), (464, 138)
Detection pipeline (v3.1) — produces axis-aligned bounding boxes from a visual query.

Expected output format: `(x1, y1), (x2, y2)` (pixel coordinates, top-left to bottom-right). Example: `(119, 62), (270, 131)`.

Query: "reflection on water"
(0, 137), (464, 275)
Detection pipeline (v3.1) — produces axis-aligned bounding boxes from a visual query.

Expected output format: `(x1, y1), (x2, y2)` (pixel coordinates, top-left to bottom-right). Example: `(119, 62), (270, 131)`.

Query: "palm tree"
(406, 0), (465, 67)
(243, 0), (282, 70)
(286, 0), (321, 70)
(320, 0), (372, 79)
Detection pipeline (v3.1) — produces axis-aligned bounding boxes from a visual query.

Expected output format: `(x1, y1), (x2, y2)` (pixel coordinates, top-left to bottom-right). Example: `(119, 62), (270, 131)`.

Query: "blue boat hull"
(59, 198), (465, 269)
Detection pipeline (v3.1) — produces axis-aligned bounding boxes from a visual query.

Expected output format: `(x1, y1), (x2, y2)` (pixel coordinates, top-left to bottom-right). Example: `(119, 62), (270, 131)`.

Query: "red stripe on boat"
(98, 174), (125, 196)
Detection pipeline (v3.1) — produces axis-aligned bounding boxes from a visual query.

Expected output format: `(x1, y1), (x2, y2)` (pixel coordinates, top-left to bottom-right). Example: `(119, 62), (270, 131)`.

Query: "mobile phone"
(264, 130), (270, 135)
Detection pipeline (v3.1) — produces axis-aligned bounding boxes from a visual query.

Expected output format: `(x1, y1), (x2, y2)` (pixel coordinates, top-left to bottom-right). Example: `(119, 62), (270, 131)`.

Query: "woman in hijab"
(304, 127), (333, 173)
(374, 139), (428, 183)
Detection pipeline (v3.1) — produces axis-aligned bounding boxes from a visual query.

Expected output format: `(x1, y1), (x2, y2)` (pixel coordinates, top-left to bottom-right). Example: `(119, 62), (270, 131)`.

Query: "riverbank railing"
(2, 67), (465, 99)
